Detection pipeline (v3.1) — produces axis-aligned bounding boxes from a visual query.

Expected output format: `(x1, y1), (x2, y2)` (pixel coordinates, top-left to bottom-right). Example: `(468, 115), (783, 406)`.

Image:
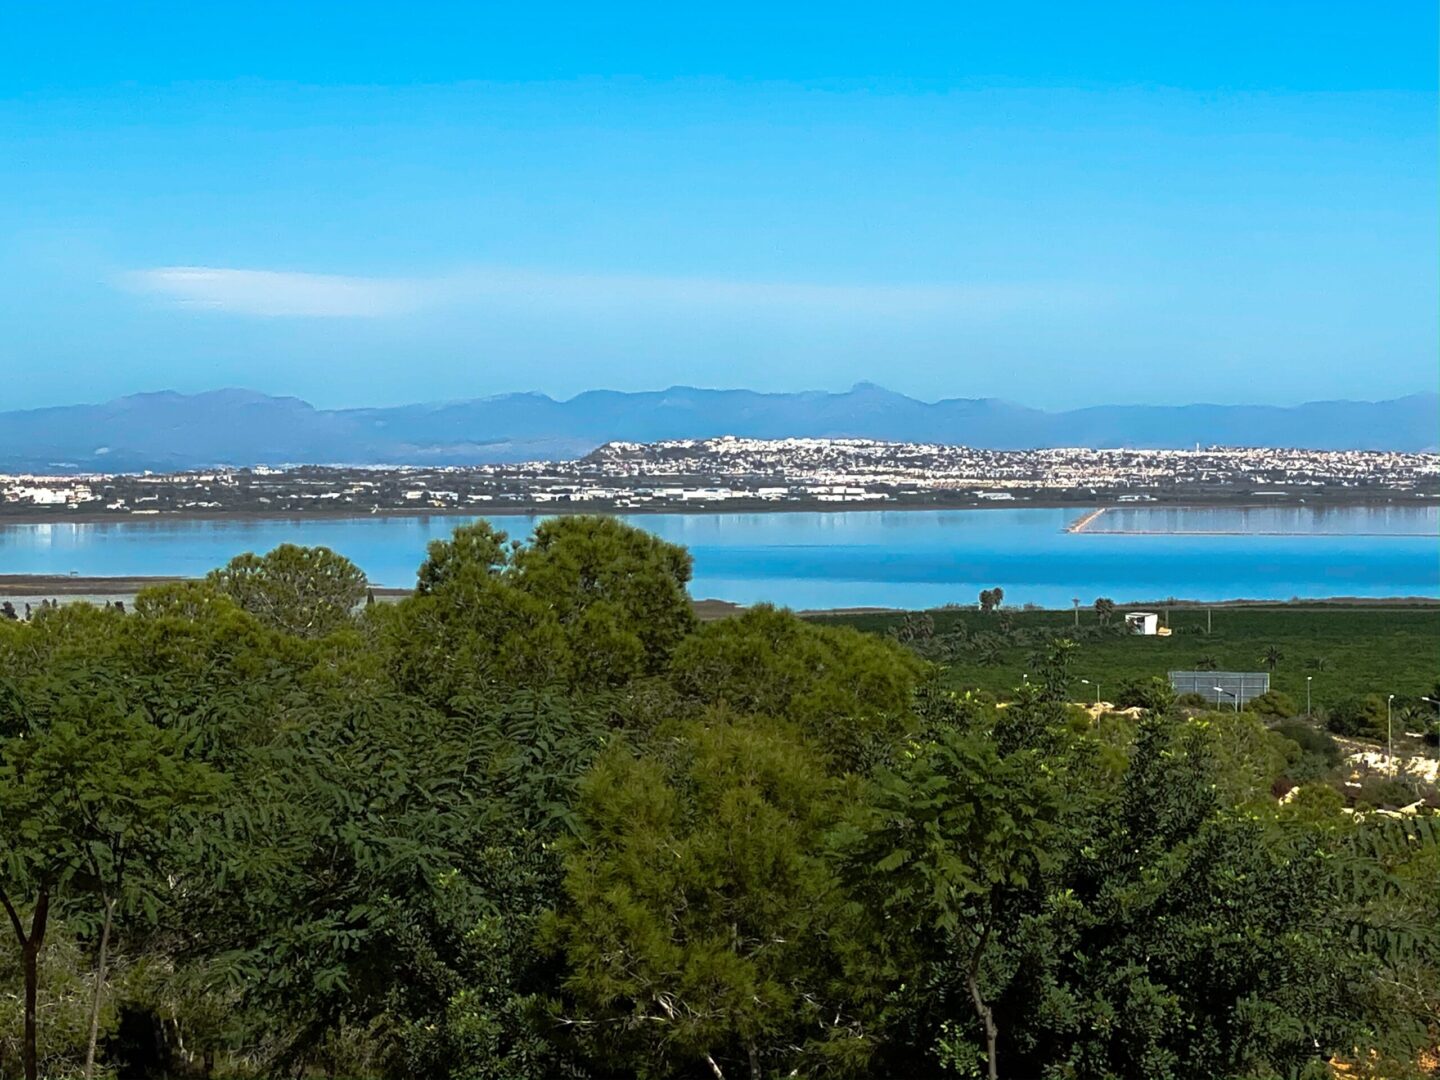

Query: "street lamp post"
(1080, 678), (1099, 706)
(1305, 675), (1312, 717)
(1214, 686), (1238, 713)
(1387, 693), (1395, 767)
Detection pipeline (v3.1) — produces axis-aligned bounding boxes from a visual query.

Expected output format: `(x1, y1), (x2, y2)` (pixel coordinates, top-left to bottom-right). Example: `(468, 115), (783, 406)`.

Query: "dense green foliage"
(815, 604), (1440, 702)
(0, 521), (1435, 1079)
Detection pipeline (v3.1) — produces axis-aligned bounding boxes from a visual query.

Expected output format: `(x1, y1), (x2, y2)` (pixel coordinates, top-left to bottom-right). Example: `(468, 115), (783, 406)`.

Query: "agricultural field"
(815, 603), (1440, 708)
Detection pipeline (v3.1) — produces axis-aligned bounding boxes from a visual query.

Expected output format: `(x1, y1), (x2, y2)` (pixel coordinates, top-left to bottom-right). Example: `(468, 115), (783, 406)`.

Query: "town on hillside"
(2, 438), (1437, 517)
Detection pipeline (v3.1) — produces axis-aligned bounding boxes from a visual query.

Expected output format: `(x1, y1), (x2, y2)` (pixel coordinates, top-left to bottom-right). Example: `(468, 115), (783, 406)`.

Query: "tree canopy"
(0, 518), (1435, 1080)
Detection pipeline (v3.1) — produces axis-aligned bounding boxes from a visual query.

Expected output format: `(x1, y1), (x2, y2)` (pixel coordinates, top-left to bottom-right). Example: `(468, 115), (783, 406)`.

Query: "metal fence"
(1168, 670), (1270, 706)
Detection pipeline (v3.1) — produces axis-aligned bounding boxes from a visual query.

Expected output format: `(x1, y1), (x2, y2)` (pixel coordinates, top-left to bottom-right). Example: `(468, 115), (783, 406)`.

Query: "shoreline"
(2, 575), (1435, 614)
(1077, 529), (1436, 537)
(0, 493), (1435, 527)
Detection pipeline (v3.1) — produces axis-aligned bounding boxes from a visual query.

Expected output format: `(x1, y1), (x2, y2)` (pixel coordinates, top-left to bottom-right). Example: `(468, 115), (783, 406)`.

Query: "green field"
(814, 604), (1440, 706)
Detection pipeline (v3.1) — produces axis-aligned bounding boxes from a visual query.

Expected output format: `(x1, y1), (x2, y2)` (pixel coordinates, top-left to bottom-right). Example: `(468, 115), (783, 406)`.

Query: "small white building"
(1125, 611), (1160, 635)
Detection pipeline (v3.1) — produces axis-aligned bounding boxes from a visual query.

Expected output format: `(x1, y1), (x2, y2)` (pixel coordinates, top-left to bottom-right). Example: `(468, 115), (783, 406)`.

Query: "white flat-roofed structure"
(1125, 611), (1160, 635)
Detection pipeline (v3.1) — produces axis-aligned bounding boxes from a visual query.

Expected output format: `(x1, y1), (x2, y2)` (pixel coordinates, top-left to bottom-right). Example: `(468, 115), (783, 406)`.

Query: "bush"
(1271, 720), (1341, 766)
(1174, 692), (1210, 710)
(1278, 782), (1345, 823)
(1353, 775), (1419, 811)
(1325, 694), (1387, 740)
(1246, 690), (1298, 720)
(1113, 676), (1176, 713)
(1271, 719), (1341, 782)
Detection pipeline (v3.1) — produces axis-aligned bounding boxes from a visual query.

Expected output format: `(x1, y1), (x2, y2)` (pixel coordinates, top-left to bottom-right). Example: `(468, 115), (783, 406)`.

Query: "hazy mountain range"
(0, 384), (1435, 473)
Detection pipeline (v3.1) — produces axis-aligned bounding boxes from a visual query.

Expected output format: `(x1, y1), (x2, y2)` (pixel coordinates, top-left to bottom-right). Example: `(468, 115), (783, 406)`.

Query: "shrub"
(1353, 775), (1419, 811)
(1271, 719), (1342, 782)
(1325, 694), (1387, 740)
(1271, 720), (1341, 766)
(1113, 676), (1176, 713)
(1245, 690), (1298, 720)
(1278, 782), (1345, 823)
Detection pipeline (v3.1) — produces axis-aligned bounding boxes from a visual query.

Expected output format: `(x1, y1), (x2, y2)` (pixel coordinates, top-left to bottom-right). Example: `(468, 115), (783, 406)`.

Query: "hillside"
(0, 384), (1434, 472)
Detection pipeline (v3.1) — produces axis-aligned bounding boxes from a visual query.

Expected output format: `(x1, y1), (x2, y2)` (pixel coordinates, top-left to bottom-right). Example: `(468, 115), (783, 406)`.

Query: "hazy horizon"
(6, 380), (1440, 416)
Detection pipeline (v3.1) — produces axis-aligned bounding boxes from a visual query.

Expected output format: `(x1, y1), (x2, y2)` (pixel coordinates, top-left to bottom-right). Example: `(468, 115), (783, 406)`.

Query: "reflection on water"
(1, 506), (1437, 609)
(1081, 504), (1438, 536)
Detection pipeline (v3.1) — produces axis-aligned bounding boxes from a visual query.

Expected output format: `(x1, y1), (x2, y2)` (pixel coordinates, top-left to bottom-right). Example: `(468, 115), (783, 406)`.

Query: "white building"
(1125, 611), (1160, 635)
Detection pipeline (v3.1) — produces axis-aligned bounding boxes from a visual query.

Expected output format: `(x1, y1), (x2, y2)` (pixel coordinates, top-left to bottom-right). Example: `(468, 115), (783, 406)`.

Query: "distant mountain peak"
(0, 385), (1433, 472)
(114, 387), (313, 409)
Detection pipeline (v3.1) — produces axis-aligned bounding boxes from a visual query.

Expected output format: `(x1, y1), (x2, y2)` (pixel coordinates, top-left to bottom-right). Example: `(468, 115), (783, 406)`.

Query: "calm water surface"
(1087, 504), (1438, 536)
(1, 506), (1436, 609)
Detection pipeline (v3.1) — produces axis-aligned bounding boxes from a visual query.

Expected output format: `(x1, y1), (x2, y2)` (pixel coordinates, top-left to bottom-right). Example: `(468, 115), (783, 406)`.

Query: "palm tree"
(973, 633), (1004, 667)
(1195, 655), (1219, 671)
(1261, 645), (1283, 671)
(1305, 657), (1329, 672)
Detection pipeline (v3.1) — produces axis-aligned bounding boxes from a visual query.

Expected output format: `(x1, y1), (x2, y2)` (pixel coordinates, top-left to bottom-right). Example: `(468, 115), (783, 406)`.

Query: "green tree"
(1093, 597), (1116, 625)
(1000, 714), (1407, 1079)
(207, 543), (368, 638)
(1190, 710), (1290, 806)
(1026, 637), (1077, 704)
(512, 515), (696, 682)
(1261, 644), (1284, 671)
(669, 605), (921, 766)
(0, 923), (103, 1077)
(385, 563), (569, 703)
(837, 724), (1063, 1080)
(415, 519), (510, 594)
(544, 719), (871, 1079)
(892, 611), (935, 645)
(4, 526), (1436, 1079)
(0, 672), (219, 1080)
(392, 688), (612, 1080)
(975, 638), (1004, 668)
(187, 688), (473, 1072)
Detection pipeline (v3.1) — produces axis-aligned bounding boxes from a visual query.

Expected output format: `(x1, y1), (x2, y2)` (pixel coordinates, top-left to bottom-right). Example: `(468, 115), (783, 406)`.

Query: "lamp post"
(1214, 686), (1238, 713)
(1305, 675), (1312, 717)
(1080, 678), (1099, 706)
(1387, 693), (1395, 767)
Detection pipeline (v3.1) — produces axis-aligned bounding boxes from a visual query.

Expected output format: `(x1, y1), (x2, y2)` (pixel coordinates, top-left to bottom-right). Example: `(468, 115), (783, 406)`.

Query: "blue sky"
(1, 2), (1434, 410)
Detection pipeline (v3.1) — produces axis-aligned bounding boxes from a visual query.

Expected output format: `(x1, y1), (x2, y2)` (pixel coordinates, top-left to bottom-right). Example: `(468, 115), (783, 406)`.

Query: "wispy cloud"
(123, 267), (432, 317)
(122, 264), (1101, 320)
